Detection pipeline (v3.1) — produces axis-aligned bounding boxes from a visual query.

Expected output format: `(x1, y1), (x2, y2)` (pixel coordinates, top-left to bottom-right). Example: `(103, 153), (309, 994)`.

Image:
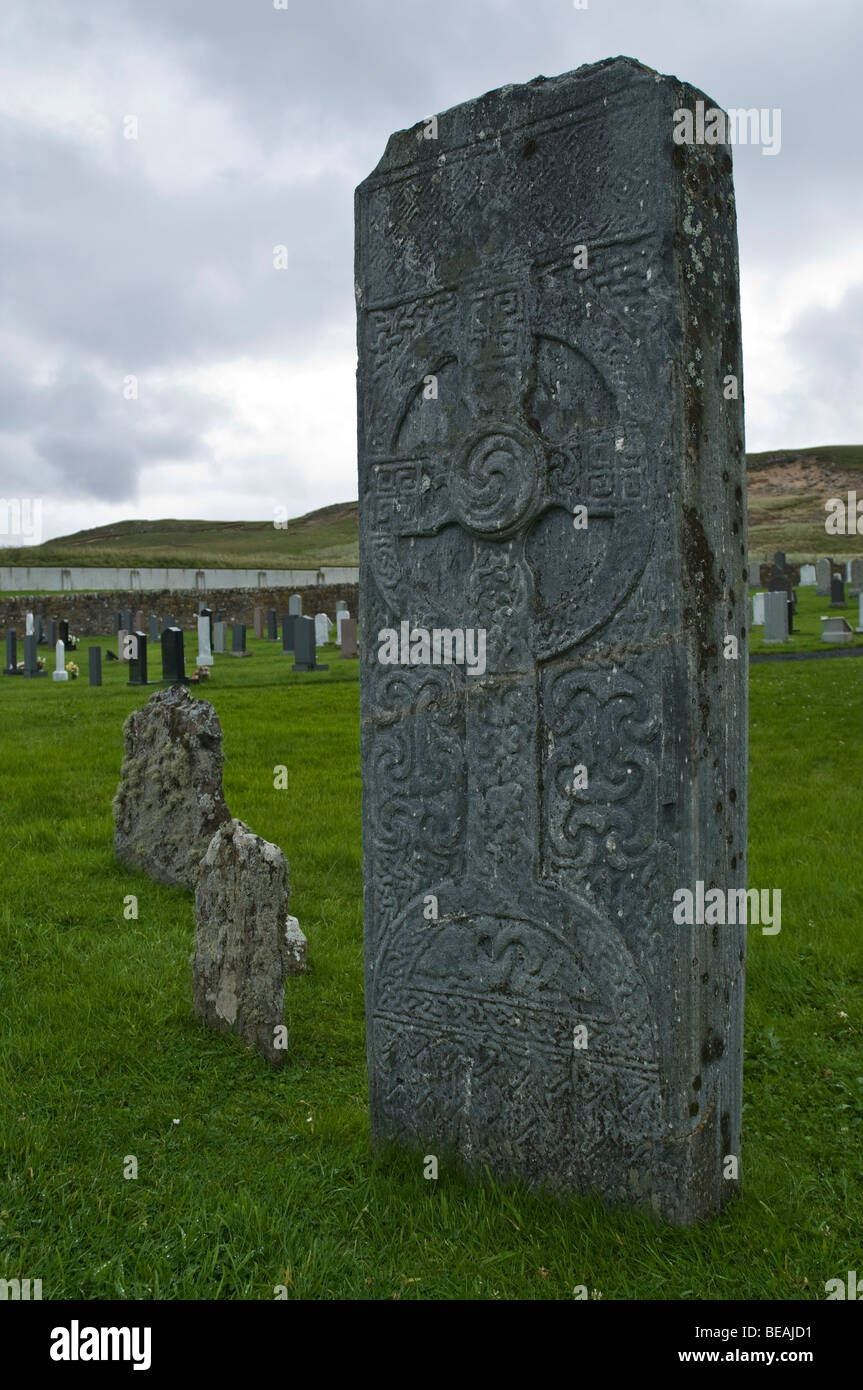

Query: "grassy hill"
(1, 446), (861, 571)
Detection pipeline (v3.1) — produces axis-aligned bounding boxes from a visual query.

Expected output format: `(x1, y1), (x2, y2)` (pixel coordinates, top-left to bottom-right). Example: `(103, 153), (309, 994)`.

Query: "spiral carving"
(451, 425), (539, 537)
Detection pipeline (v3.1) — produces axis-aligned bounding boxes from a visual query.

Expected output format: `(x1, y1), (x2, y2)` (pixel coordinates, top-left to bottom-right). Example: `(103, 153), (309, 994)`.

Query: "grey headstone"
(762, 591), (789, 642)
(820, 616), (853, 643)
(848, 557), (863, 596)
(160, 628), (187, 684)
(88, 646), (102, 686)
(340, 617), (358, 659)
(815, 557), (832, 596)
(231, 623), (248, 655)
(289, 593), (302, 617)
(193, 818), (307, 1068)
(22, 634), (43, 677)
(292, 615), (327, 672)
(163, 614), (177, 633)
(148, 615), (160, 643)
(213, 621), (228, 654)
(830, 575), (845, 607)
(799, 564), (816, 586)
(45, 619), (57, 647)
(3, 628), (18, 674)
(113, 685), (232, 888)
(253, 606), (266, 639)
(857, 592), (863, 633)
(35, 615), (44, 644)
(128, 633), (150, 686)
(267, 609), (278, 641)
(356, 58), (747, 1224)
(281, 614), (296, 653)
(122, 608), (134, 632)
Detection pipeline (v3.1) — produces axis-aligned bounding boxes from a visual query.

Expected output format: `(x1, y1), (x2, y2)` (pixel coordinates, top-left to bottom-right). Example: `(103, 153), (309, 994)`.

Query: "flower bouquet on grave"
(189, 667), (211, 684)
(65, 661), (79, 679)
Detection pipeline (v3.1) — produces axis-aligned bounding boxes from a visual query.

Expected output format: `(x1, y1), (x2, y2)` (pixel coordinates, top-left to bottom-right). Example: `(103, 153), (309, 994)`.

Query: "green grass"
(1, 636), (861, 1300)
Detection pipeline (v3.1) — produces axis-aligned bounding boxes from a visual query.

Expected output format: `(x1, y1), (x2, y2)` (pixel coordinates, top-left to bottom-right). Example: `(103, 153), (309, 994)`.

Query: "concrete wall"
(0, 585), (359, 638)
(0, 565), (359, 593)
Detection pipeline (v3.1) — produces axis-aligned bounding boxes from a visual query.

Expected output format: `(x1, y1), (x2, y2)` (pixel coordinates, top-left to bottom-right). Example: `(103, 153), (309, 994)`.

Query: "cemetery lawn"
(750, 584), (863, 653)
(1, 638), (861, 1301)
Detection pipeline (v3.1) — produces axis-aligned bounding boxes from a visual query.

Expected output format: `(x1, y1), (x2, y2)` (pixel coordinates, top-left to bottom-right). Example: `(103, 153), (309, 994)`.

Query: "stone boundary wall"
(0, 585), (359, 637)
(0, 565), (359, 592)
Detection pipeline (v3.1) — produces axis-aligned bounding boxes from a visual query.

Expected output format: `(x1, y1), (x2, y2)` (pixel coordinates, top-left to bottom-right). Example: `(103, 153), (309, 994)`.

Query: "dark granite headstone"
(114, 612), (123, 635)
(267, 609), (278, 641)
(292, 615), (327, 672)
(22, 634), (43, 677)
(122, 608), (134, 632)
(59, 619), (70, 648)
(231, 623), (247, 654)
(163, 615), (177, 633)
(35, 615), (44, 644)
(356, 59), (747, 1225)
(830, 575), (845, 607)
(161, 628), (187, 684)
(340, 617), (358, 659)
(46, 619), (57, 647)
(148, 615), (160, 643)
(281, 615), (296, 653)
(89, 646), (102, 686)
(3, 628), (18, 674)
(128, 633), (150, 686)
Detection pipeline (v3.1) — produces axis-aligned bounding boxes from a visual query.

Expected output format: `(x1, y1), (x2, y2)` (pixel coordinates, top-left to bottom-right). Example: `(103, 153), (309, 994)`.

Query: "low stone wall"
(0, 585), (359, 637)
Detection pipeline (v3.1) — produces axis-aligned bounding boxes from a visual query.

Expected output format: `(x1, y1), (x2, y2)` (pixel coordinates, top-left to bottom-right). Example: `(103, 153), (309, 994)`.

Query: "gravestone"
(25, 612), (34, 636)
(314, 613), (330, 647)
(340, 617), (358, 659)
(281, 615), (296, 654)
(22, 634), (43, 677)
(336, 600), (348, 615)
(762, 591), (789, 642)
(148, 615), (160, 643)
(356, 58), (748, 1225)
(230, 624), (251, 657)
(799, 564), (816, 586)
(845, 560), (853, 582)
(213, 621), (228, 655)
(52, 640), (68, 682)
(114, 612), (123, 635)
(767, 553), (795, 632)
(336, 609), (351, 644)
(751, 592), (766, 625)
(830, 575), (845, 607)
(193, 818), (307, 1068)
(253, 606), (266, 640)
(117, 629), (129, 664)
(820, 616), (853, 644)
(200, 606), (214, 647)
(45, 619), (57, 647)
(113, 685), (231, 888)
(3, 629), (18, 674)
(161, 628), (187, 684)
(134, 609), (146, 635)
(163, 615), (177, 633)
(848, 557), (863, 596)
(815, 557), (832, 596)
(857, 593), (863, 633)
(128, 633), (150, 686)
(289, 594), (302, 617)
(59, 619), (70, 648)
(197, 615), (214, 668)
(89, 646), (102, 686)
(35, 615), (44, 644)
(267, 609), (278, 641)
(292, 615), (328, 672)
(122, 608), (134, 632)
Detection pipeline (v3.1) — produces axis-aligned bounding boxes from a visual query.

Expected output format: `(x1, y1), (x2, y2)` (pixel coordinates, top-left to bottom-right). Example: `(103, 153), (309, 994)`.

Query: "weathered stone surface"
(356, 58), (747, 1224)
(762, 590), (789, 642)
(113, 685), (231, 887)
(815, 557), (832, 596)
(193, 819), (305, 1066)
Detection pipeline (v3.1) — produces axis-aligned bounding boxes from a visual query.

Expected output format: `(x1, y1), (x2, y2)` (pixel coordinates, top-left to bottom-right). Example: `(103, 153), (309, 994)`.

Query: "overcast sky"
(1, 0), (860, 546)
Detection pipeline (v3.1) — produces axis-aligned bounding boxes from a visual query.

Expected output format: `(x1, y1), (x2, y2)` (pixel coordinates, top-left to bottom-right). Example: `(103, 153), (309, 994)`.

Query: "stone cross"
(356, 58), (747, 1224)
(52, 639), (68, 682)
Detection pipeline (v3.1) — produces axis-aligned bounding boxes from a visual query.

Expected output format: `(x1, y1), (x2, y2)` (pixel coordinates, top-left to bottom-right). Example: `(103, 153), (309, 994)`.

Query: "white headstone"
(52, 639), (69, 682)
(196, 615), (214, 667)
(25, 612), (34, 636)
(751, 592), (766, 625)
(314, 613), (330, 648)
(799, 564), (816, 586)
